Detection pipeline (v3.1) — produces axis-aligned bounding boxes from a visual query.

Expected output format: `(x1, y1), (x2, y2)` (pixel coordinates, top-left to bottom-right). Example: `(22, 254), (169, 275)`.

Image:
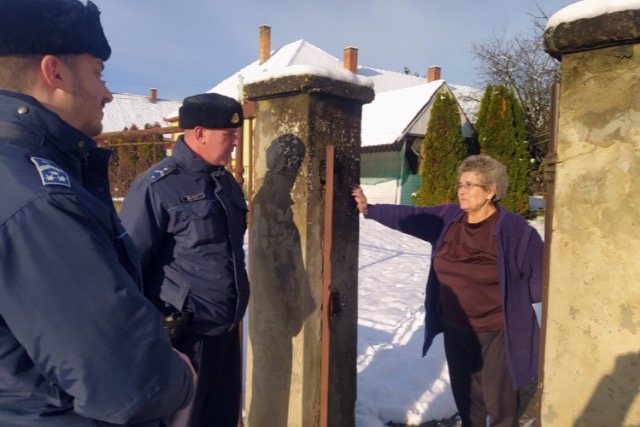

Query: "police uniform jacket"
(120, 136), (249, 337)
(0, 91), (193, 426)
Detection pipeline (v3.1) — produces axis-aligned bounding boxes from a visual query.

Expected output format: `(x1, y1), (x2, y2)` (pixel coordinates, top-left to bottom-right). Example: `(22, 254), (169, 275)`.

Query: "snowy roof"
(449, 84), (483, 124)
(165, 38), (481, 148)
(102, 92), (181, 133)
(361, 80), (445, 148)
(357, 65), (425, 93)
(547, 0), (640, 29)
(213, 40), (426, 98)
(166, 39), (437, 120)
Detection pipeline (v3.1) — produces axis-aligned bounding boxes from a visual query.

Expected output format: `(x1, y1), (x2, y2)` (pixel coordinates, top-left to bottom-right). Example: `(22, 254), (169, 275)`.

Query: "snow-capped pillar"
(244, 72), (374, 427)
(542, 3), (640, 426)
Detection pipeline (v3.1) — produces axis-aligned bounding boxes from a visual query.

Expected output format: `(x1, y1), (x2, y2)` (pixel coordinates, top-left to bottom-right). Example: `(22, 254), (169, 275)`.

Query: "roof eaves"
(361, 140), (403, 153)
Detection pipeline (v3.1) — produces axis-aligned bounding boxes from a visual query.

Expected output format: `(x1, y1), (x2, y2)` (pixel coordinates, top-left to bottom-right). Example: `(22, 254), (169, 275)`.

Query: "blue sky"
(97, 0), (569, 102)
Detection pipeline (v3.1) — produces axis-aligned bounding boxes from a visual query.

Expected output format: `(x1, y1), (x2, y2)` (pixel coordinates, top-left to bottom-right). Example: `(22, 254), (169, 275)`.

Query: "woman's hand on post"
(350, 185), (369, 214)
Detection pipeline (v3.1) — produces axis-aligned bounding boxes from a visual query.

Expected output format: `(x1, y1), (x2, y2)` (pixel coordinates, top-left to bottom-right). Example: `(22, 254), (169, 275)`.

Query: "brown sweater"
(433, 210), (502, 331)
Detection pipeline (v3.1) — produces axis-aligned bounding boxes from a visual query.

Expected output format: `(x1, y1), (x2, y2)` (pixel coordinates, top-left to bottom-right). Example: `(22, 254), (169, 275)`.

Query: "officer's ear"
(192, 127), (207, 144)
(40, 55), (72, 91)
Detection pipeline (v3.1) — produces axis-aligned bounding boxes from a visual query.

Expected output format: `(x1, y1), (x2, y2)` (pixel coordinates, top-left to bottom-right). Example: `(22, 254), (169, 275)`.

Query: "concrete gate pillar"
(542, 4), (640, 426)
(243, 73), (374, 427)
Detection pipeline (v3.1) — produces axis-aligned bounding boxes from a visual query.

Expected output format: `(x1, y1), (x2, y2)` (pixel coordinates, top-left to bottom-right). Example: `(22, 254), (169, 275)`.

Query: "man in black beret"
(120, 93), (250, 427)
(0, 1), (195, 426)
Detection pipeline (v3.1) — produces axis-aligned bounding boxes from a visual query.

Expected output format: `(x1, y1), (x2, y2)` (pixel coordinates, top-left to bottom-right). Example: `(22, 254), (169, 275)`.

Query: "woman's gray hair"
(457, 154), (508, 201)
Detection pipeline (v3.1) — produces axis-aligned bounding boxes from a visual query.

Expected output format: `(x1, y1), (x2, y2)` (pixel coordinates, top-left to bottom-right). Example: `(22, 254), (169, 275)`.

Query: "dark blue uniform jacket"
(119, 137), (249, 336)
(0, 91), (193, 426)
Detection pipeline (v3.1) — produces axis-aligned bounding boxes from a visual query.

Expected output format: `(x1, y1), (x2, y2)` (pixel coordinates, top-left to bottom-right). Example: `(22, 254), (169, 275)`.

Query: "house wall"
(360, 149), (421, 205)
(400, 174), (421, 205)
(361, 150), (403, 204)
(361, 150), (402, 181)
(541, 8), (640, 426)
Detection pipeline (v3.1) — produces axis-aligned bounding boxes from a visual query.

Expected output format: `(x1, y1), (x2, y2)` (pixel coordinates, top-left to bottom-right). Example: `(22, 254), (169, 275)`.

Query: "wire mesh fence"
(101, 139), (170, 199)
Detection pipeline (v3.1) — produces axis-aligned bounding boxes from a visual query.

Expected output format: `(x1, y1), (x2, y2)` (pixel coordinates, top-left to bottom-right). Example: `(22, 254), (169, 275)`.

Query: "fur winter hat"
(0, 0), (111, 61)
(179, 93), (244, 130)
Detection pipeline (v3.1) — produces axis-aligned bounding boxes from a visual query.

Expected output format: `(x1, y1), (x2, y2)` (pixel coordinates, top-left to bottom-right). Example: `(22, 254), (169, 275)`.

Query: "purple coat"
(365, 203), (543, 390)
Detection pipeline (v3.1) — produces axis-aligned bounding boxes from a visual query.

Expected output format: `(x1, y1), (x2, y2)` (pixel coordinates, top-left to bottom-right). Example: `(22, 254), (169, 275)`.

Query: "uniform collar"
(172, 135), (226, 175)
(0, 90), (97, 158)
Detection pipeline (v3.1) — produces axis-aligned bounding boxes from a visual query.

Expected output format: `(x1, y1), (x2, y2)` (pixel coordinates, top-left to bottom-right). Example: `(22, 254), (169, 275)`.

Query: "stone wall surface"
(542, 35), (640, 427)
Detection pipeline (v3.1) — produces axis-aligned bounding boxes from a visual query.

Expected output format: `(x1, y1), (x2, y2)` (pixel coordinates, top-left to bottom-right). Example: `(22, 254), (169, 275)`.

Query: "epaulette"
(147, 164), (176, 183)
(30, 157), (70, 187)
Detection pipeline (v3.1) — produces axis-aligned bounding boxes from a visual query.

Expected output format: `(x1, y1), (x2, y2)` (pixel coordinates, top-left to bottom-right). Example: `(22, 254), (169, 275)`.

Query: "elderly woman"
(351, 154), (543, 427)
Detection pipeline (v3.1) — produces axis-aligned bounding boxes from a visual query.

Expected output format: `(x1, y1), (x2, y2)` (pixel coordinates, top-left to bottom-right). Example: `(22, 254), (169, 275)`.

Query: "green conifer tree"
(475, 85), (530, 215)
(414, 91), (467, 207)
(474, 84), (493, 144)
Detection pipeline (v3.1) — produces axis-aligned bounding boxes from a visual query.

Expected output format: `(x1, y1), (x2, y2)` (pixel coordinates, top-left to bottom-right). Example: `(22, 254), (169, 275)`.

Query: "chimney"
(343, 47), (358, 74)
(149, 87), (157, 103)
(259, 25), (271, 64)
(427, 66), (441, 83)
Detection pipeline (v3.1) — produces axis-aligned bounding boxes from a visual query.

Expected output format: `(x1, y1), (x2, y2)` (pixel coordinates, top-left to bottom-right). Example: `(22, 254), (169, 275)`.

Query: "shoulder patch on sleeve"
(30, 157), (70, 187)
(147, 164), (176, 183)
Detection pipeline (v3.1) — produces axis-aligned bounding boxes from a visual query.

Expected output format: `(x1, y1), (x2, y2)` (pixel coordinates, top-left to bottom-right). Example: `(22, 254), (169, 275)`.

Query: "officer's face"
(62, 54), (113, 137)
(199, 127), (240, 166)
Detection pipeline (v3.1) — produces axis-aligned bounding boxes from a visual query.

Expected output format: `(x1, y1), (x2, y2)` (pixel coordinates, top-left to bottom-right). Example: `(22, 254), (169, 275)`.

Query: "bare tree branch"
(470, 3), (563, 192)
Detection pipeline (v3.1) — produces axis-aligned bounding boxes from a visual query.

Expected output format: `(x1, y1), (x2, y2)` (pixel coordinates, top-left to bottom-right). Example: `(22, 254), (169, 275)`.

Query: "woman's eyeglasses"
(454, 182), (486, 191)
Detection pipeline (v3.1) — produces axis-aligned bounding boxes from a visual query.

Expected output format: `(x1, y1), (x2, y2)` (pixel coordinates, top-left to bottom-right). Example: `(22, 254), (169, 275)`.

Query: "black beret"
(0, 0), (111, 61)
(179, 93), (244, 130)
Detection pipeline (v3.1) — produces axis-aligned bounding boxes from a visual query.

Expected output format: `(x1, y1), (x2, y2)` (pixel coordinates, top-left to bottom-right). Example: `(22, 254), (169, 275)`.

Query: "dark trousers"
(443, 325), (519, 427)
(175, 330), (241, 427)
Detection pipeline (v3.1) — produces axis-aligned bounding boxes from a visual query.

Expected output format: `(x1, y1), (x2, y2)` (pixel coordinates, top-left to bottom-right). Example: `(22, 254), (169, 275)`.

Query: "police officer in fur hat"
(120, 93), (250, 427)
(0, 1), (195, 425)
